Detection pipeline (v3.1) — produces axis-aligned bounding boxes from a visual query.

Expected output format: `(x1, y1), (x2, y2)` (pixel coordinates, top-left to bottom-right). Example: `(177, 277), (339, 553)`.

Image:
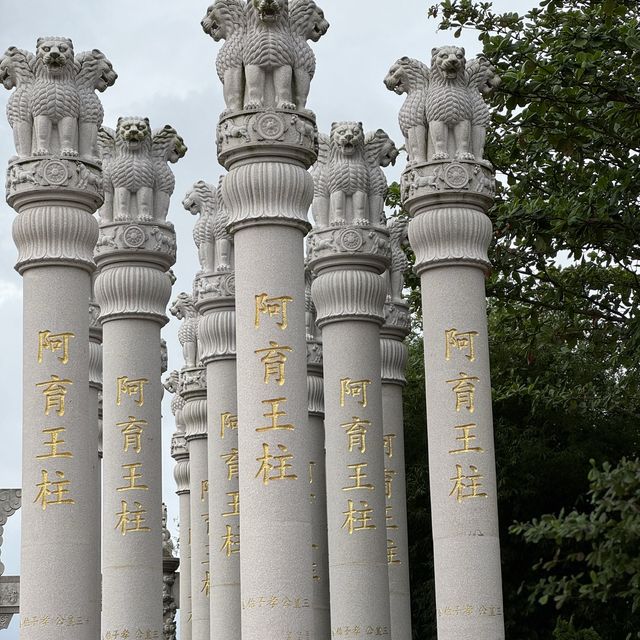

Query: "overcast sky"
(0, 0), (534, 635)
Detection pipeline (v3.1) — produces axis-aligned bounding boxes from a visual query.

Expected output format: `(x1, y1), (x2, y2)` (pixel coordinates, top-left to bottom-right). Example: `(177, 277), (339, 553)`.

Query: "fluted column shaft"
(95, 229), (175, 637)
(309, 238), (392, 637)
(218, 106), (318, 639)
(173, 440), (191, 640)
(9, 165), (102, 640)
(380, 305), (412, 640)
(404, 168), (504, 639)
(198, 296), (240, 640)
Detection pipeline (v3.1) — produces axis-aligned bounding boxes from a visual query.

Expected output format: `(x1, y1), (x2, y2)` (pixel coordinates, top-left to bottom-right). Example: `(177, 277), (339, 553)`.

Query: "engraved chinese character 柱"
(201, 571), (211, 597)
(255, 443), (298, 485)
(444, 329), (478, 362)
(115, 500), (151, 535)
(340, 378), (371, 408)
(34, 469), (74, 510)
(37, 330), (75, 365)
(220, 524), (240, 556)
(255, 293), (293, 330)
(449, 464), (488, 503)
(342, 499), (376, 534)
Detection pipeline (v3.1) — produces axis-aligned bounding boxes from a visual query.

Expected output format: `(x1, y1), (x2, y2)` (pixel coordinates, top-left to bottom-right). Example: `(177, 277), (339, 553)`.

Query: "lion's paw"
(215, 264), (231, 273)
(457, 152), (476, 161)
(354, 218), (370, 227)
(33, 149), (49, 157)
(278, 101), (296, 111)
(244, 101), (264, 111)
(61, 148), (79, 157)
(432, 152), (450, 161)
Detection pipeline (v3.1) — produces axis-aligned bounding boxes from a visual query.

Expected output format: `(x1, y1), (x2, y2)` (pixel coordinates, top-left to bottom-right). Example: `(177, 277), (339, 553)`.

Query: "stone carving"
(364, 129), (399, 224)
(161, 503), (178, 640)
(183, 178), (232, 277)
(170, 293), (200, 368)
(385, 218), (409, 305)
(289, 0), (329, 112)
(401, 159), (495, 202)
(0, 575), (19, 631)
(216, 108), (317, 165)
(385, 45), (499, 163)
(76, 49), (118, 158)
(0, 490), (21, 577)
(383, 56), (430, 165)
(165, 370), (186, 424)
(0, 38), (116, 161)
(98, 118), (187, 223)
(311, 122), (397, 227)
(161, 338), (168, 375)
(95, 221), (177, 262)
(202, 0), (247, 114)
(202, 0), (328, 113)
(180, 366), (207, 395)
(162, 503), (175, 558)
(384, 300), (411, 333)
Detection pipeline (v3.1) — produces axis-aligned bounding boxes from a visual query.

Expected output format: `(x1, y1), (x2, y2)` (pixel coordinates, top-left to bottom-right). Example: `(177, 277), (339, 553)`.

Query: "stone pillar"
(0, 37), (117, 640)
(170, 293), (209, 640)
(95, 116), (185, 637)
(380, 219), (412, 640)
(184, 178), (241, 640)
(390, 48), (505, 639)
(305, 268), (330, 639)
(0, 490), (21, 633)
(307, 123), (399, 638)
(162, 503), (179, 640)
(167, 372), (191, 640)
(202, 1), (329, 636)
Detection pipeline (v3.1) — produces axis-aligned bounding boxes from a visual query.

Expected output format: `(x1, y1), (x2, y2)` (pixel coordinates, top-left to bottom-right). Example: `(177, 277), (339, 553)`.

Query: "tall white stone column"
(380, 220), (412, 640)
(170, 291), (209, 640)
(305, 269), (330, 639)
(1, 37), (117, 640)
(95, 116), (185, 637)
(390, 48), (505, 639)
(167, 372), (191, 640)
(184, 179), (241, 640)
(202, 1), (329, 636)
(307, 122), (398, 638)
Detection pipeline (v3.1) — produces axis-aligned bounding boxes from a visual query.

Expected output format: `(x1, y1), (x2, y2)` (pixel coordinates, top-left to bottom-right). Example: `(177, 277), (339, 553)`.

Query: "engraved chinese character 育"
(255, 341), (292, 386)
(446, 372), (480, 413)
(342, 416), (371, 454)
(36, 375), (73, 417)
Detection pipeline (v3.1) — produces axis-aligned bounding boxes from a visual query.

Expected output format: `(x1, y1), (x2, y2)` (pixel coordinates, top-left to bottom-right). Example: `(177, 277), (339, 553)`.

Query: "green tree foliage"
(395, 1), (640, 637)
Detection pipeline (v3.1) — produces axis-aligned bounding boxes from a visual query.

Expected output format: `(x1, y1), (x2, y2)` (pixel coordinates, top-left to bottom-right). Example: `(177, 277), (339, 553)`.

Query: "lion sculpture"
(364, 129), (399, 225)
(326, 121), (370, 226)
(384, 56), (430, 165)
(310, 132), (330, 227)
(425, 45), (475, 161)
(0, 47), (35, 158)
(30, 37), (80, 157)
(183, 180), (217, 275)
(213, 175), (233, 272)
(289, 0), (329, 112)
(98, 117), (155, 222)
(75, 49), (117, 159)
(163, 370), (186, 421)
(386, 218), (409, 304)
(466, 54), (500, 161)
(170, 293), (200, 368)
(152, 125), (187, 222)
(242, 0), (296, 110)
(201, 0), (246, 113)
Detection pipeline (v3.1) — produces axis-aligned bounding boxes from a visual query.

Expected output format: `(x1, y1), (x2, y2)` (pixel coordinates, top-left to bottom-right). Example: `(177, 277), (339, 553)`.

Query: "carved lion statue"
(364, 129), (399, 224)
(100, 117), (155, 222)
(425, 45), (474, 161)
(310, 132), (330, 227)
(170, 293), (200, 368)
(386, 218), (409, 304)
(384, 56), (430, 165)
(75, 49), (117, 159)
(0, 46), (35, 158)
(30, 37), (80, 157)
(466, 54), (500, 161)
(289, 0), (329, 112)
(201, 0), (246, 113)
(243, 0), (296, 110)
(152, 125), (187, 222)
(327, 121), (370, 225)
(183, 180), (217, 275)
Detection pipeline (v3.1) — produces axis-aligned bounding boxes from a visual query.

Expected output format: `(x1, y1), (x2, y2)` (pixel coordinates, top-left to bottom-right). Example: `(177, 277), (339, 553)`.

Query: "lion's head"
(252, 0), (287, 23)
(35, 37), (75, 75)
(431, 45), (466, 80)
(153, 125), (187, 163)
(183, 180), (216, 217)
(0, 47), (32, 90)
(330, 121), (365, 158)
(384, 56), (429, 95)
(76, 49), (118, 92)
(289, 0), (329, 41)
(170, 292), (197, 320)
(116, 116), (151, 151)
(163, 370), (180, 394)
(365, 129), (399, 168)
(201, 0), (245, 41)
